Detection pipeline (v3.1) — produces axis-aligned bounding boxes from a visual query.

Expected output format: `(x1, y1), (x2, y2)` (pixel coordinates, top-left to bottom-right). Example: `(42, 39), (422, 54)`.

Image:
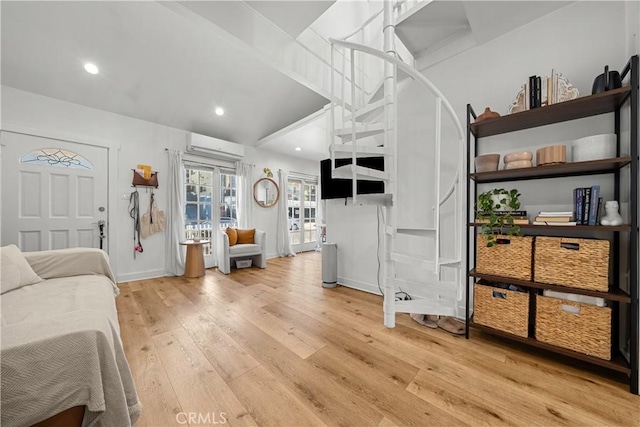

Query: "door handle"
(95, 220), (106, 250)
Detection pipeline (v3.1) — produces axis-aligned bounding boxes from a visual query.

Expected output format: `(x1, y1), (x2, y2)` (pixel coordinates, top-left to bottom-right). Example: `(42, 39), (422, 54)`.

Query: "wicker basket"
(536, 295), (611, 360)
(476, 235), (533, 280)
(534, 237), (609, 291)
(474, 283), (529, 337)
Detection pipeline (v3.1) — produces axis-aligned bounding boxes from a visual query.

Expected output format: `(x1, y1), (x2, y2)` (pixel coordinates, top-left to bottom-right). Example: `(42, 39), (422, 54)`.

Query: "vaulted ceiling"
(2, 0), (576, 158)
(1, 1), (332, 145)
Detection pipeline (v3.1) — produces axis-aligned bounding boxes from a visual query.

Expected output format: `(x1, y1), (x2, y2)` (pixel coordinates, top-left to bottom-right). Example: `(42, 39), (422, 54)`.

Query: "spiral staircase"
(327, 1), (465, 328)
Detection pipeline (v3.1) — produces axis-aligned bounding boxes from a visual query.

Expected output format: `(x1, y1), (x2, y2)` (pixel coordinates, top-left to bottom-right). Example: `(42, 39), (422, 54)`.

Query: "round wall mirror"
(253, 177), (280, 208)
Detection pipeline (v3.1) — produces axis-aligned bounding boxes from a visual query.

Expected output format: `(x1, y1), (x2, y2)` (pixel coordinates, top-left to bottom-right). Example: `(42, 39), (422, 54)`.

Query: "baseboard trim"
(337, 276), (382, 296)
(117, 269), (166, 283)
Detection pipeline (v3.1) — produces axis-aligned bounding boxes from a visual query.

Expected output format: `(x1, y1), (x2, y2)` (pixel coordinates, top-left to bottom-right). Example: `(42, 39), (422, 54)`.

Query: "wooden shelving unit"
(470, 321), (631, 374)
(469, 86), (631, 138)
(465, 55), (638, 394)
(470, 269), (631, 303)
(470, 157), (631, 183)
(469, 222), (632, 232)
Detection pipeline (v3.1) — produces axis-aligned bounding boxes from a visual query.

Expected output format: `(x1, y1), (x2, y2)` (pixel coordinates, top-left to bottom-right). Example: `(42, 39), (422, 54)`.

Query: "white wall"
(328, 1), (635, 298)
(242, 146), (320, 258)
(1, 86), (319, 282)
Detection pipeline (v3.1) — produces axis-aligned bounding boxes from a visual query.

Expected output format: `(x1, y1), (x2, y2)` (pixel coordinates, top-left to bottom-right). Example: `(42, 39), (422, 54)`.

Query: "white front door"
(1, 131), (109, 252)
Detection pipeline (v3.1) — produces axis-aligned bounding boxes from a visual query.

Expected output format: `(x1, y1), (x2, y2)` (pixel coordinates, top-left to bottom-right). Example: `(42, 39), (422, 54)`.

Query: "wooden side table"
(179, 239), (209, 278)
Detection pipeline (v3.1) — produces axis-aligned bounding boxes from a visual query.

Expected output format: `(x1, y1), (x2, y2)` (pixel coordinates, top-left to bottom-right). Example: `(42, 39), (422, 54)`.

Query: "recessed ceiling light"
(215, 107), (224, 116)
(295, 147), (302, 151)
(84, 63), (99, 75)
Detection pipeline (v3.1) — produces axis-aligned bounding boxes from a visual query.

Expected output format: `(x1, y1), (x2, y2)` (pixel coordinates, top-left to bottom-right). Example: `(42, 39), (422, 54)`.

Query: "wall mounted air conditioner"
(186, 132), (245, 160)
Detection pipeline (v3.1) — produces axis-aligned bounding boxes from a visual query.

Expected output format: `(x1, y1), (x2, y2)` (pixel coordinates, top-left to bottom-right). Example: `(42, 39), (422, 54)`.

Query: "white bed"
(1, 247), (141, 426)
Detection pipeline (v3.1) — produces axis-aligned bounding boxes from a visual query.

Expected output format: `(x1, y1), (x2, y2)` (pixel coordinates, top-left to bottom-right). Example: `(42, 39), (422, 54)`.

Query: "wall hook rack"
(131, 170), (159, 188)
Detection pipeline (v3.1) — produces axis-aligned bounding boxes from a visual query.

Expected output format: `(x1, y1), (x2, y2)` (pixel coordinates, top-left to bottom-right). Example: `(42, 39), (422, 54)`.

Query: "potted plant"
(476, 188), (523, 247)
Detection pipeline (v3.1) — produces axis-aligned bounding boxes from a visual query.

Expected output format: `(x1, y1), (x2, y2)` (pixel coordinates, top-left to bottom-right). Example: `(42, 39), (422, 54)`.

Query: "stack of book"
(477, 210), (530, 225)
(573, 185), (602, 225)
(533, 211), (576, 226)
(523, 70), (561, 110)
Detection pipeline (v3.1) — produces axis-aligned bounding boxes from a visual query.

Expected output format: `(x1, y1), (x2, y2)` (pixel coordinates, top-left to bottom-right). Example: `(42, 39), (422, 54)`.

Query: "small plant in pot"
(476, 188), (523, 247)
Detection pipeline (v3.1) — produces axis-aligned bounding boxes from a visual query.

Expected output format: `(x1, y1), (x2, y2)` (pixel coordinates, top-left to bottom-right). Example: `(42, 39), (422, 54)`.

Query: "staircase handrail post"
(330, 42), (336, 173)
(350, 48), (358, 205)
(434, 97), (442, 276)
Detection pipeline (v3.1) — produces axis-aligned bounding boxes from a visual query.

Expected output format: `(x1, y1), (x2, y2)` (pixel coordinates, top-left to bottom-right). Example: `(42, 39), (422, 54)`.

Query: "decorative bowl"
(536, 145), (566, 166)
(504, 151), (533, 163)
(504, 160), (533, 170)
(572, 134), (616, 162)
(474, 154), (500, 173)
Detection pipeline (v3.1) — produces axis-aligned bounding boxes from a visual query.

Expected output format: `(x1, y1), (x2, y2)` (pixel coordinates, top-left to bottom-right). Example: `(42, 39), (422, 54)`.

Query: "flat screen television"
(320, 157), (385, 200)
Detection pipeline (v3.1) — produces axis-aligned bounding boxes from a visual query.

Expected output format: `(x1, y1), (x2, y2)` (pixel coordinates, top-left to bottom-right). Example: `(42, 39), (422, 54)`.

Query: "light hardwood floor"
(117, 253), (639, 427)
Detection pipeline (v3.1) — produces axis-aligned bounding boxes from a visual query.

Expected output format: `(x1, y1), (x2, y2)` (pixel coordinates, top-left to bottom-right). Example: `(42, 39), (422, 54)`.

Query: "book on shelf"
(519, 70), (562, 110)
(533, 221), (577, 226)
(477, 210), (527, 217)
(529, 75), (536, 109)
(583, 187), (591, 225)
(573, 185), (601, 225)
(535, 216), (572, 222)
(595, 197), (603, 224)
(574, 188), (584, 224)
(477, 218), (530, 225)
(552, 69), (558, 104)
(588, 185), (601, 226)
(538, 211), (573, 217)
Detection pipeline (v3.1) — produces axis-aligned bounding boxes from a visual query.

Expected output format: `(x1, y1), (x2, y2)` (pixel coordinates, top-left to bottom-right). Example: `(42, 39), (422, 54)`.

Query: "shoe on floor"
(410, 313), (438, 328)
(437, 316), (465, 335)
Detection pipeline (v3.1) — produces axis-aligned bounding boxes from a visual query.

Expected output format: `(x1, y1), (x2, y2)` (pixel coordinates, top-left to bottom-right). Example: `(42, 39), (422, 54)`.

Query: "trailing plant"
(476, 188), (523, 247)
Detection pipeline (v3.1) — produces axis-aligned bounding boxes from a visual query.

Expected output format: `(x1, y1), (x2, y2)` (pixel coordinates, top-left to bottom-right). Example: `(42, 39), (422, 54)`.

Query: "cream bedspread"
(1, 249), (140, 426)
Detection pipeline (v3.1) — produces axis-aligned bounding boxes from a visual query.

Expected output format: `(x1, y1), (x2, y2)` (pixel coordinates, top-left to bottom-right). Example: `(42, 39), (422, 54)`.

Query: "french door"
(287, 177), (318, 253)
(184, 166), (236, 268)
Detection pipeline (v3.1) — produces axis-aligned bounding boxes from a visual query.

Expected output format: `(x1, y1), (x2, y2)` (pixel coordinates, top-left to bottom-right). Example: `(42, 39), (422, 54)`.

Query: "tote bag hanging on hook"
(141, 191), (166, 238)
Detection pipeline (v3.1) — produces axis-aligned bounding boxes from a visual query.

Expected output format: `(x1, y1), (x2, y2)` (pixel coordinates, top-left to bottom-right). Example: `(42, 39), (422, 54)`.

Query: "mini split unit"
(186, 132), (245, 160)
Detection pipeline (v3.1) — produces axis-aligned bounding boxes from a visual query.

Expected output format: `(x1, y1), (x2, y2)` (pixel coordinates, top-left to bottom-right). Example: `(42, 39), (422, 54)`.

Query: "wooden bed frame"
(32, 406), (85, 427)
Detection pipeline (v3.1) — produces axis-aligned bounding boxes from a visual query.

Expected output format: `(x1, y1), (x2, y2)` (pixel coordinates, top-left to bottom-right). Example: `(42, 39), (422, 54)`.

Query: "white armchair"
(217, 229), (267, 274)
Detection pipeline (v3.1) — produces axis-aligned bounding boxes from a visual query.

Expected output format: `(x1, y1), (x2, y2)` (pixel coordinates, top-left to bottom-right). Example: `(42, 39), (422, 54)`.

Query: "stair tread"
(352, 193), (393, 206)
(390, 252), (460, 267)
(397, 226), (436, 233)
(393, 299), (456, 316)
(334, 123), (385, 142)
(392, 277), (457, 288)
(396, 226), (436, 231)
(333, 164), (388, 181)
(330, 143), (386, 155)
(344, 99), (385, 122)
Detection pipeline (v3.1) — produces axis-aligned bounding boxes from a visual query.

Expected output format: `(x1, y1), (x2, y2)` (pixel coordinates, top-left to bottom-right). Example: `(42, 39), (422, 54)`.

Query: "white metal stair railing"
(328, 34), (465, 328)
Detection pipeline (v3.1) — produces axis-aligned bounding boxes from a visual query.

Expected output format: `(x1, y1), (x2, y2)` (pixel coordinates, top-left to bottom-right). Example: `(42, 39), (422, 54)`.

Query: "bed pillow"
(1, 245), (43, 294)
(226, 227), (238, 246)
(236, 228), (255, 244)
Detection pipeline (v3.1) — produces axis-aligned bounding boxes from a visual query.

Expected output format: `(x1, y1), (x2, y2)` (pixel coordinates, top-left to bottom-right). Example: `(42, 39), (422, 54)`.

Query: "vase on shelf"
(476, 107), (500, 122)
